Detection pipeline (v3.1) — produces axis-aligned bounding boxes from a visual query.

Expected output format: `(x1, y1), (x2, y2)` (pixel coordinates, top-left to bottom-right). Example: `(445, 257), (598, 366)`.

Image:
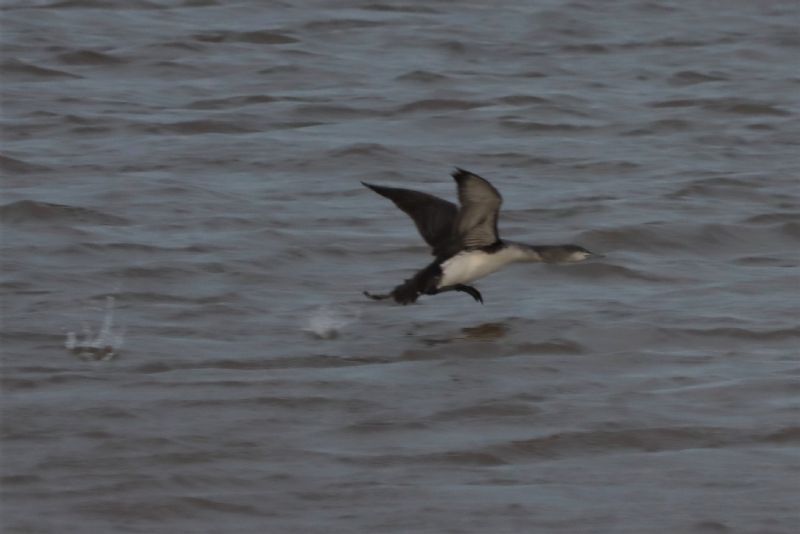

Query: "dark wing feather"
(452, 168), (502, 249)
(362, 182), (458, 256)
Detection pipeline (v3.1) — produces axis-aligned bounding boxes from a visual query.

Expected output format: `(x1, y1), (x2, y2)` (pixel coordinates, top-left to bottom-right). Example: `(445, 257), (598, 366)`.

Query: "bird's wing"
(452, 168), (503, 249)
(362, 182), (458, 256)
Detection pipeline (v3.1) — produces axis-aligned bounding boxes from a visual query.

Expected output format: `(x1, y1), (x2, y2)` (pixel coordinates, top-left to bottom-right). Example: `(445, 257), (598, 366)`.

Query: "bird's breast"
(437, 249), (517, 287)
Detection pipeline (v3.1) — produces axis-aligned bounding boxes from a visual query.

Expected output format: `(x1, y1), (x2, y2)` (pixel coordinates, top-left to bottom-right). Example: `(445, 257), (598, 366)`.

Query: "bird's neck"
(503, 241), (545, 263)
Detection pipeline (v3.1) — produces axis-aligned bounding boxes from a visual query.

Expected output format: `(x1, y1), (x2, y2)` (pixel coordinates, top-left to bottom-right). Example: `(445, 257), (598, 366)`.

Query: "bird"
(362, 168), (597, 305)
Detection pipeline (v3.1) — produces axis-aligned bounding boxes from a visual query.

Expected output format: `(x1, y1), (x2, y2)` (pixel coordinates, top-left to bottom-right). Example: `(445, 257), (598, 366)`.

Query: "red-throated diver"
(363, 168), (596, 305)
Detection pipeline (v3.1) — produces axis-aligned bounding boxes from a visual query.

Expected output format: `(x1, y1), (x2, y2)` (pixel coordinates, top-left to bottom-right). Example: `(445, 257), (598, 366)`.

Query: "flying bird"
(363, 168), (596, 304)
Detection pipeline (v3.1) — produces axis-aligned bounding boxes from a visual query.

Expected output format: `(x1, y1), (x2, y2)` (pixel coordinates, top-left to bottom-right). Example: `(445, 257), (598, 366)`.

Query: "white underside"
(438, 248), (524, 288)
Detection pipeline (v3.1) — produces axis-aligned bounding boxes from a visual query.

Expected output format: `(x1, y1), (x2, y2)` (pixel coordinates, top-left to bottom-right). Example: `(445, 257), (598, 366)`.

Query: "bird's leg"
(363, 290), (392, 301)
(454, 284), (483, 304)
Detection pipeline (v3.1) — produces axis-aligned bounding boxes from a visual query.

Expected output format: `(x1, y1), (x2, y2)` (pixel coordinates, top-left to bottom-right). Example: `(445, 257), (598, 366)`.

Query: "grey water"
(2, 1), (800, 532)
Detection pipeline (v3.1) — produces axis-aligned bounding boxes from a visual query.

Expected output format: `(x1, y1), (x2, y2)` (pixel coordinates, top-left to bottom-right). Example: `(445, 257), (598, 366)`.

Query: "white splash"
(304, 304), (362, 340)
(65, 296), (125, 360)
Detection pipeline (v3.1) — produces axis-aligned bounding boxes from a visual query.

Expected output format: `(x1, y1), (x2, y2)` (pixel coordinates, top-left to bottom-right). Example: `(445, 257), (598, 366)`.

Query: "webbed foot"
(454, 284), (483, 304)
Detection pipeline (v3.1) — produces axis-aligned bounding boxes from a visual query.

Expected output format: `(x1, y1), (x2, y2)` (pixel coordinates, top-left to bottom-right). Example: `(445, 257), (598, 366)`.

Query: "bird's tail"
(365, 261), (442, 305)
(390, 277), (422, 305)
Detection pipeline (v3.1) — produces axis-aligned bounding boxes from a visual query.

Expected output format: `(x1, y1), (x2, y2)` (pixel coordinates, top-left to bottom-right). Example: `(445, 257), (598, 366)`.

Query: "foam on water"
(304, 303), (363, 340)
(65, 296), (124, 360)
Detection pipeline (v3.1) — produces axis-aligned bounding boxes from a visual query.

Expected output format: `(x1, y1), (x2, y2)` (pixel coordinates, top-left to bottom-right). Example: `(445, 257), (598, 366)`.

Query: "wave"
(344, 424), (798, 467)
(303, 19), (388, 31)
(56, 50), (123, 65)
(662, 326), (800, 342)
(1, 59), (81, 80)
(561, 43), (608, 53)
(745, 213), (800, 224)
(666, 176), (758, 199)
(0, 200), (128, 225)
(577, 225), (683, 252)
(495, 95), (552, 106)
(499, 119), (596, 132)
(733, 256), (796, 267)
(325, 143), (399, 158)
(581, 222), (798, 253)
(63, 242), (222, 255)
(394, 70), (450, 83)
(431, 402), (539, 421)
(473, 152), (555, 167)
(192, 30), (297, 44)
(187, 95), (276, 110)
(0, 154), (50, 174)
(137, 120), (259, 135)
(106, 265), (199, 279)
(650, 97), (790, 116)
(489, 426), (750, 459)
(570, 160), (640, 172)
(75, 496), (261, 521)
(514, 339), (584, 354)
(361, 3), (439, 13)
(549, 263), (674, 283)
(619, 37), (730, 50)
(134, 354), (391, 374)
(623, 118), (694, 135)
(667, 70), (728, 86)
(291, 104), (378, 119)
(397, 98), (488, 113)
(43, 0), (160, 8)
(780, 222), (800, 239)
(0, 474), (41, 486)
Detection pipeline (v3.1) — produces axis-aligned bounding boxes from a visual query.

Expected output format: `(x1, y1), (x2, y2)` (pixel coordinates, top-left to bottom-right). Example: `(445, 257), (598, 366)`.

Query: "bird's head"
(535, 244), (598, 263)
(563, 245), (596, 262)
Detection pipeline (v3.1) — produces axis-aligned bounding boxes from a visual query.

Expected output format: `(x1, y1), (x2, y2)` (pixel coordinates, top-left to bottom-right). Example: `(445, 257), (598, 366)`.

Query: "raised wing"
(452, 168), (502, 249)
(362, 182), (458, 256)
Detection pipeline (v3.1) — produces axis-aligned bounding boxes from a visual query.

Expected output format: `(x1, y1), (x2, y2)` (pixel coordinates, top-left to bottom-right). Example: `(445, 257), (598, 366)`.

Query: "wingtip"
(451, 167), (471, 180)
(362, 181), (394, 198)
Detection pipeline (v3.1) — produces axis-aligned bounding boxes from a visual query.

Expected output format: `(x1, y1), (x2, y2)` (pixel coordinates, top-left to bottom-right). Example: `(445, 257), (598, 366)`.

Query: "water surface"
(2, 1), (799, 532)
